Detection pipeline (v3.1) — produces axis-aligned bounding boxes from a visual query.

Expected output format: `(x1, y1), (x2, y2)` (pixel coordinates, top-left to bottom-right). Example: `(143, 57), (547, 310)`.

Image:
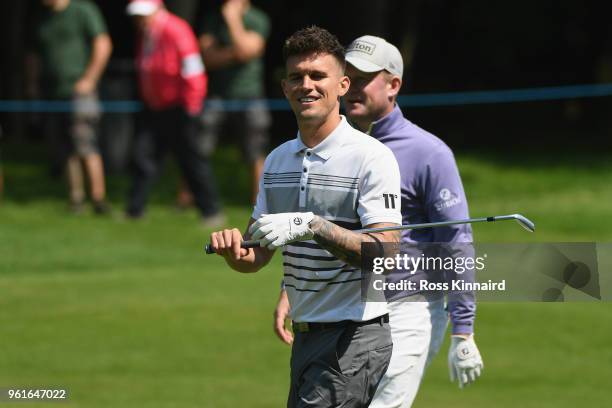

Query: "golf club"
(204, 213), (535, 254)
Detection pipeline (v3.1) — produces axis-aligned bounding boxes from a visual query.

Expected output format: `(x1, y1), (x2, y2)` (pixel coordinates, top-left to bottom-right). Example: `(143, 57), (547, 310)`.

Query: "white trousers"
(370, 298), (448, 408)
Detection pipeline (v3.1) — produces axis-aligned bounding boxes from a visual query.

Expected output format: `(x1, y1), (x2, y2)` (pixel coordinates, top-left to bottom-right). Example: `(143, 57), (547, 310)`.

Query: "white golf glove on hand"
(448, 334), (484, 388)
(249, 212), (315, 250)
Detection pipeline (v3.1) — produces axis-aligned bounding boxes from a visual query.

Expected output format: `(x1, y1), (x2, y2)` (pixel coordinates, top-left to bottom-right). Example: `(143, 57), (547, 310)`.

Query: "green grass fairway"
(1, 148), (611, 407)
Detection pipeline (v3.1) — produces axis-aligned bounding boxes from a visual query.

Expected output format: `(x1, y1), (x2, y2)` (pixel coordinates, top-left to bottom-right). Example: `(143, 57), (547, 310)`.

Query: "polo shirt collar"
(369, 104), (404, 137)
(291, 116), (350, 160)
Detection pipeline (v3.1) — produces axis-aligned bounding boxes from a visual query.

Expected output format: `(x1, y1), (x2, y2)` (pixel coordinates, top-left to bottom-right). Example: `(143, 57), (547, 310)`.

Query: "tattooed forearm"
(308, 216), (399, 268)
(309, 217), (363, 266)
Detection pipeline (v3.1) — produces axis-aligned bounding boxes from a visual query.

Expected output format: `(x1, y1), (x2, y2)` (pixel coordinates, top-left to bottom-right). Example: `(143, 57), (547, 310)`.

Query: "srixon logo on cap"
(350, 40), (376, 55)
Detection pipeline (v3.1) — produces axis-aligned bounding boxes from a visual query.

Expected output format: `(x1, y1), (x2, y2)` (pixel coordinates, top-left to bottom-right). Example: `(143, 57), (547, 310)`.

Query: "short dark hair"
(282, 26), (345, 69)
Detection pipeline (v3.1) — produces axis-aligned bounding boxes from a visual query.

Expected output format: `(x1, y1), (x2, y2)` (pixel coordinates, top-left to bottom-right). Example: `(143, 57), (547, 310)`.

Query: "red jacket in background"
(135, 10), (207, 114)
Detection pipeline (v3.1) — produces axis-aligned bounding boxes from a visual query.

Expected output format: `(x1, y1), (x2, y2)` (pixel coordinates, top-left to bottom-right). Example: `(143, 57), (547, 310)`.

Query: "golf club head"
(512, 214), (535, 232)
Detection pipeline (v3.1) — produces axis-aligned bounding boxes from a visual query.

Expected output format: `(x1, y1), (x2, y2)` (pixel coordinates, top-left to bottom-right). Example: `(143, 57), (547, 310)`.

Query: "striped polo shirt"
(252, 116), (402, 322)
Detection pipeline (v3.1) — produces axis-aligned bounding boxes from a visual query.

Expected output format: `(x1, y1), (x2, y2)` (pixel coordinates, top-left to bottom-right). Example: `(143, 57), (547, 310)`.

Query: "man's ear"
(339, 75), (350, 97)
(388, 76), (402, 99)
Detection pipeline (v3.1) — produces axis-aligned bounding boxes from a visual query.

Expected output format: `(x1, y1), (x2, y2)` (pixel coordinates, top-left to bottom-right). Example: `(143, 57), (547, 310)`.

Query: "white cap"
(126, 0), (162, 16)
(345, 35), (404, 77)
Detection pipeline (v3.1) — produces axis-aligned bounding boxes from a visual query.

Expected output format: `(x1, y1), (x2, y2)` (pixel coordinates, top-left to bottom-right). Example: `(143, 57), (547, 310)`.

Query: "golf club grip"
(204, 240), (260, 254)
(203, 213), (534, 254)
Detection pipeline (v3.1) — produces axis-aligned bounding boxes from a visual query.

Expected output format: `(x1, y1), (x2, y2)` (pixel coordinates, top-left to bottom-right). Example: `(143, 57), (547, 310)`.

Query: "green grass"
(1, 147), (611, 407)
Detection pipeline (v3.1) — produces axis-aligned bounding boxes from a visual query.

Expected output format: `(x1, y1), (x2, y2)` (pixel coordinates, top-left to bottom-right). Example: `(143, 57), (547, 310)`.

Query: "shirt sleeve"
(174, 19), (207, 114)
(251, 156), (270, 220)
(421, 145), (472, 243)
(446, 243), (477, 335)
(245, 9), (271, 39)
(421, 145), (475, 334)
(358, 144), (403, 227)
(81, 0), (108, 39)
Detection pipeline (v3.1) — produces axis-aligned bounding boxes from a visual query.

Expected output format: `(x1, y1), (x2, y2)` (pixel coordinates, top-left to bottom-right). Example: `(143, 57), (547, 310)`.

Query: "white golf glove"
(448, 334), (484, 388)
(249, 212), (315, 250)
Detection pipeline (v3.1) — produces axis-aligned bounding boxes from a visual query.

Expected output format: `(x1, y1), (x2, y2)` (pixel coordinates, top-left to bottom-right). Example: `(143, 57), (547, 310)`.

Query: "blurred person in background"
(26, 0), (112, 214)
(195, 0), (271, 204)
(125, 0), (224, 226)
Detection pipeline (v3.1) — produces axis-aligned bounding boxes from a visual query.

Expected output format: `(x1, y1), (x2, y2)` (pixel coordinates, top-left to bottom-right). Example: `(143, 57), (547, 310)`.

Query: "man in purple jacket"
(274, 35), (484, 407)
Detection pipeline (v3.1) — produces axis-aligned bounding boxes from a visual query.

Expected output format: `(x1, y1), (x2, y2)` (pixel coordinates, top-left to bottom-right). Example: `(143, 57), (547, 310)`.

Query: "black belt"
(292, 314), (389, 333)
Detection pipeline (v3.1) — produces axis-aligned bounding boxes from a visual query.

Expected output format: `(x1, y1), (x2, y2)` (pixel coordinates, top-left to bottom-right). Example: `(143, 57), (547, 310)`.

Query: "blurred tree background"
(2, 0), (612, 152)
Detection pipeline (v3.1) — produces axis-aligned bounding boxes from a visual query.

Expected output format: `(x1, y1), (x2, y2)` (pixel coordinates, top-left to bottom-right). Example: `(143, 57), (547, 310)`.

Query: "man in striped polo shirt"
(275, 35), (484, 407)
(209, 26), (402, 407)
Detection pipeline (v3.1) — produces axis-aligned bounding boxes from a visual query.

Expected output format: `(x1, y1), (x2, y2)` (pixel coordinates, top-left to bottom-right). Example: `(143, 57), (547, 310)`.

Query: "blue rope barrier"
(396, 83), (612, 107)
(2, 83), (612, 113)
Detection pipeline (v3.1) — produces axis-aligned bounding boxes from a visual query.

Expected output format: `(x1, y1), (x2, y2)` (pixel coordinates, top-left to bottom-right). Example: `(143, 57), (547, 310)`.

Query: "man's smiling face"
(282, 52), (349, 125)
